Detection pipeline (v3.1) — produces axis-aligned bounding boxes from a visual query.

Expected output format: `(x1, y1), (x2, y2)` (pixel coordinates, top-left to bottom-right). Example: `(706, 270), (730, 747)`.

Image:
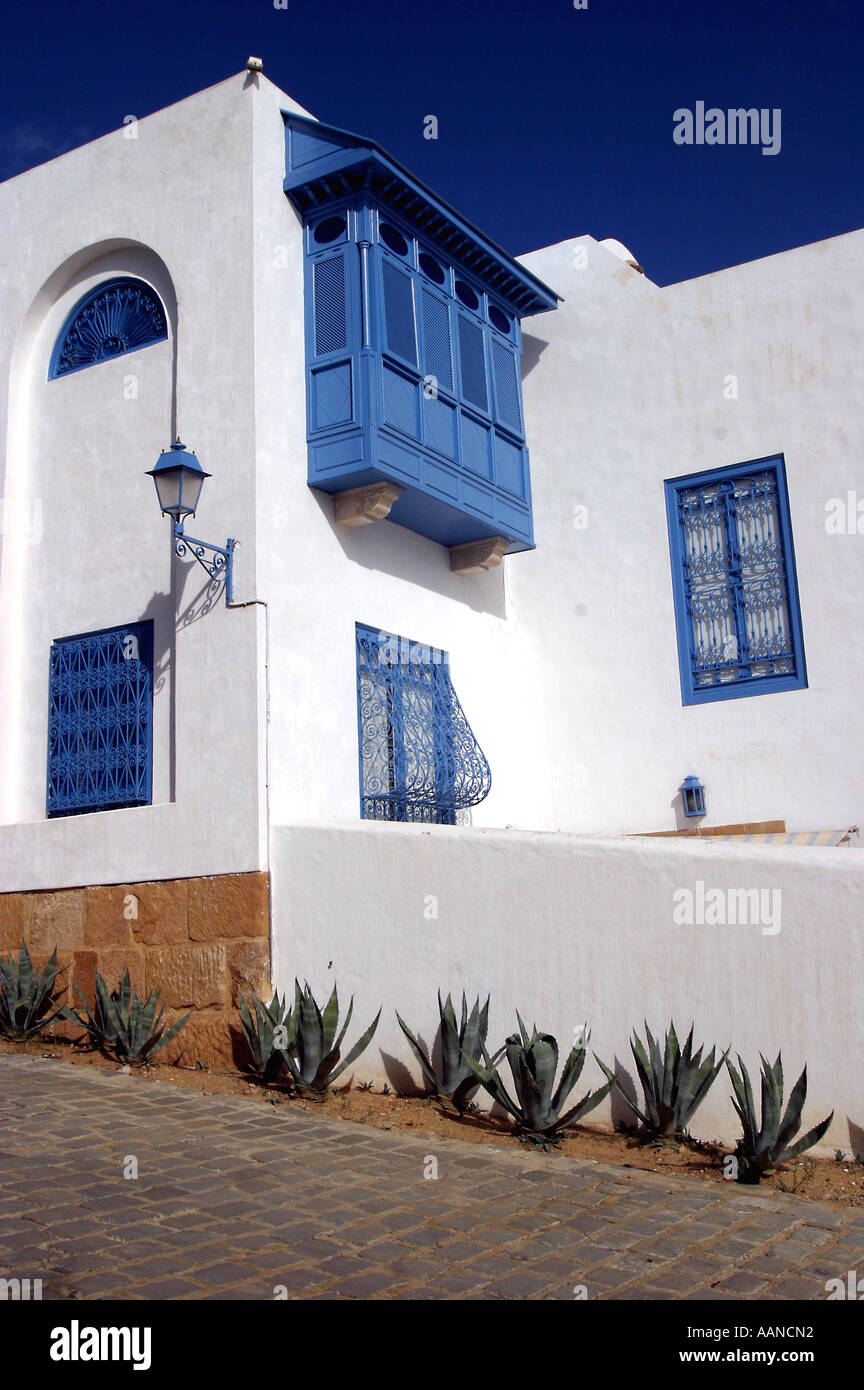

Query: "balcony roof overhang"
(283, 112), (560, 319)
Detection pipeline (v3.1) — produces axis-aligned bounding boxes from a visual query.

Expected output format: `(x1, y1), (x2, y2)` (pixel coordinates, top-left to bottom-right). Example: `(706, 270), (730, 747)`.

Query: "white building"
(1, 70), (862, 1145)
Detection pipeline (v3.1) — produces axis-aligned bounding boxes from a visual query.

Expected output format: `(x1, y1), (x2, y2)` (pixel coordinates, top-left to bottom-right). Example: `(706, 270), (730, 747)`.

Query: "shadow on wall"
(520, 333), (551, 380)
(309, 488), (510, 619)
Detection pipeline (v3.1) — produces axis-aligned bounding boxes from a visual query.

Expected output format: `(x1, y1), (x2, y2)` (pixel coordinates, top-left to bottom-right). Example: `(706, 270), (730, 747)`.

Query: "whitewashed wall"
(259, 186), (864, 837)
(271, 823), (864, 1152)
(2, 68), (863, 896)
(512, 232), (864, 835)
(0, 75), (314, 889)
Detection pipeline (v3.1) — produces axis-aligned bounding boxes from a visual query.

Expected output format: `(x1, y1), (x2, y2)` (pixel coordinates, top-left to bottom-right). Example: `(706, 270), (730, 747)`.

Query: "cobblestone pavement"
(1, 1054), (863, 1301)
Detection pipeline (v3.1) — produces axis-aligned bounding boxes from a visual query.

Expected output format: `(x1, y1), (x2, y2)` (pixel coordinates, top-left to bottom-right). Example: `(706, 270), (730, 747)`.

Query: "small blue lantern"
(147, 439), (234, 604)
(680, 775), (706, 819)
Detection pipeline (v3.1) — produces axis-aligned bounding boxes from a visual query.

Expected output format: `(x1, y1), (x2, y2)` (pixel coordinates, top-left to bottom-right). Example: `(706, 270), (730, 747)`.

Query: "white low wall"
(271, 823), (864, 1153)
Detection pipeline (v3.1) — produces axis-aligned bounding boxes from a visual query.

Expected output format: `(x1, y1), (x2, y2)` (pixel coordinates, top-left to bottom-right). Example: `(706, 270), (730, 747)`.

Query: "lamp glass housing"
(148, 440), (210, 522)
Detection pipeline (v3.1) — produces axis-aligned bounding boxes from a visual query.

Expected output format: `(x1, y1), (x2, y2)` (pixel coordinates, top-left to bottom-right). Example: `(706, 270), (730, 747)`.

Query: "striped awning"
(704, 827), (858, 847)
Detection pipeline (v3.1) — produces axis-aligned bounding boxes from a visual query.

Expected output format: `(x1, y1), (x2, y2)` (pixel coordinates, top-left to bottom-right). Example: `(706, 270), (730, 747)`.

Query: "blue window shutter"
(382, 260), (417, 364)
(457, 315), (488, 412)
(313, 255), (347, 356)
(47, 623), (154, 816)
(665, 457), (807, 704)
(420, 289), (453, 392)
(491, 340), (522, 431)
(355, 624), (490, 824)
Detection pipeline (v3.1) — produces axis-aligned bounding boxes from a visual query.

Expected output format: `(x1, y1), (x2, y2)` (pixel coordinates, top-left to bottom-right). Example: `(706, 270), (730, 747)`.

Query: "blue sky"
(1, 0), (862, 286)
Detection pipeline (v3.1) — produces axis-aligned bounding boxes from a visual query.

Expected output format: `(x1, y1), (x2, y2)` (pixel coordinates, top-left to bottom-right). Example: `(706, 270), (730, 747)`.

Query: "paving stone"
(389, 1254), (441, 1278)
(790, 1227), (835, 1246)
(801, 1212), (845, 1230)
(604, 1284), (674, 1300)
(397, 1225), (455, 1249)
(714, 1269), (770, 1294)
(461, 1252), (525, 1280)
(482, 1270), (553, 1297)
(193, 1260), (260, 1285)
(135, 1276), (205, 1298)
(577, 1264), (630, 1293)
(0, 1053), (854, 1305)
(771, 1275), (832, 1299)
(333, 1269), (395, 1297)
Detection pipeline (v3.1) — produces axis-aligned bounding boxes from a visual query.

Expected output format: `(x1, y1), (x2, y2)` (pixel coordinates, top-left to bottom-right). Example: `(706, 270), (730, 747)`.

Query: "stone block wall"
(0, 872), (271, 1069)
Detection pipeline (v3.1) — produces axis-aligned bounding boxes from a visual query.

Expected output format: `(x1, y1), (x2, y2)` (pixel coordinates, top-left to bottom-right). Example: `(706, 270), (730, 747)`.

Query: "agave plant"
(597, 1021), (726, 1140)
(396, 992), (502, 1112)
(238, 989), (290, 1082)
(462, 1014), (612, 1148)
(64, 969), (190, 1066)
(280, 979), (381, 1095)
(726, 1053), (833, 1183)
(0, 942), (67, 1040)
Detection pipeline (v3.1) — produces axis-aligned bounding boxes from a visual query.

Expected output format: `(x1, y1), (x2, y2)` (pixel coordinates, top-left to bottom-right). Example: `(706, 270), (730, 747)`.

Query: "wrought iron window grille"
(49, 277), (167, 380)
(665, 456), (807, 704)
(47, 622), (154, 816)
(356, 623), (491, 824)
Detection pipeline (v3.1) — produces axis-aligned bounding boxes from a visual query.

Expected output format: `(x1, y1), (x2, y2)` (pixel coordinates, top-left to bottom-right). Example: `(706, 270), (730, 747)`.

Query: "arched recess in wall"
(0, 241), (179, 823)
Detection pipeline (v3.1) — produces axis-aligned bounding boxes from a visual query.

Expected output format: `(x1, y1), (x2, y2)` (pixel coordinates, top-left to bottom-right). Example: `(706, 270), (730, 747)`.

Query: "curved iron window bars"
(356, 623), (491, 825)
(49, 277), (167, 379)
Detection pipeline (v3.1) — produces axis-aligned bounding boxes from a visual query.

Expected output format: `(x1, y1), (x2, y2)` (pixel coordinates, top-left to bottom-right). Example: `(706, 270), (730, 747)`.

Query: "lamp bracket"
(173, 522), (234, 603)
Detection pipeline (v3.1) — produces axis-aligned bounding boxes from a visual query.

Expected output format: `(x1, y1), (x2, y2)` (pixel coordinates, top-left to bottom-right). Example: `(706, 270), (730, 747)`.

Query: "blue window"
(49, 277), (167, 380)
(47, 622), (154, 816)
(665, 456), (807, 704)
(355, 623), (491, 824)
(284, 112), (559, 556)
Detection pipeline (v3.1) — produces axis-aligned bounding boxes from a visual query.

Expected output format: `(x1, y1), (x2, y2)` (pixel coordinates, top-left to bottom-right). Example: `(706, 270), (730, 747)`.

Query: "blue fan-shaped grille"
(382, 261), (417, 364)
(50, 279), (167, 378)
(421, 290), (453, 392)
(492, 341), (522, 431)
(313, 256), (347, 355)
(458, 316), (488, 411)
(47, 624), (154, 816)
(356, 625), (491, 825)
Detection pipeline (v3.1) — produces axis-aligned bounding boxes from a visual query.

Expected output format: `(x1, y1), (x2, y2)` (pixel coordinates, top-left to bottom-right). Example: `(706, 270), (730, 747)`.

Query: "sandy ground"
(2, 1031), (860, 1209)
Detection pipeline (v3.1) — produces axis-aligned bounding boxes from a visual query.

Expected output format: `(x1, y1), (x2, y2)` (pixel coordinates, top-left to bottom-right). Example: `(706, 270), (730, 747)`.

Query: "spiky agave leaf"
(726, 1053), (833, 1182)
(395, 1012), (438, 1094)
(597, 1021), (725, 1139)
(0, 943), (68, 1040)
(439, 992), (464, 1095)
(281, 979), (379, 1093)
(463, 1021), (612, 1144)
(239, 990), (288, 1081)
(327, 1007), (382, 1084)
(64, 969), (190, 1066)
(396, 991), (498, 1111)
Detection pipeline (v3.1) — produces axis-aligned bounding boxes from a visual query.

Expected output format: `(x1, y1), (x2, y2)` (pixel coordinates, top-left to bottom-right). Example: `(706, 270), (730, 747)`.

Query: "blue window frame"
(665, 455), (807, 704)
(355, 622), (491, 824)
(49, 277), (167, 380)
(47, 622), (154, 816)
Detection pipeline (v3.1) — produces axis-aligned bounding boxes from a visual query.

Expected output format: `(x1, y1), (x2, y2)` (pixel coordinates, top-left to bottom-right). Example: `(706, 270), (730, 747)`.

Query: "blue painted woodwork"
(665, 456), (807, 704)
(355, 623), (491, 823)
(47, 622), (154, 816)
(49, 278), (167, 379)
(284, 113), (559, 554)
(680, 775), (707, 817)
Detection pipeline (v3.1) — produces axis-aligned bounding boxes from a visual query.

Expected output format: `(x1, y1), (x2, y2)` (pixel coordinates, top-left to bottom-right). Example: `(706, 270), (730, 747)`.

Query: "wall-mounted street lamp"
(147, 440), (234, 603)
(679, 775), (706, 819)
